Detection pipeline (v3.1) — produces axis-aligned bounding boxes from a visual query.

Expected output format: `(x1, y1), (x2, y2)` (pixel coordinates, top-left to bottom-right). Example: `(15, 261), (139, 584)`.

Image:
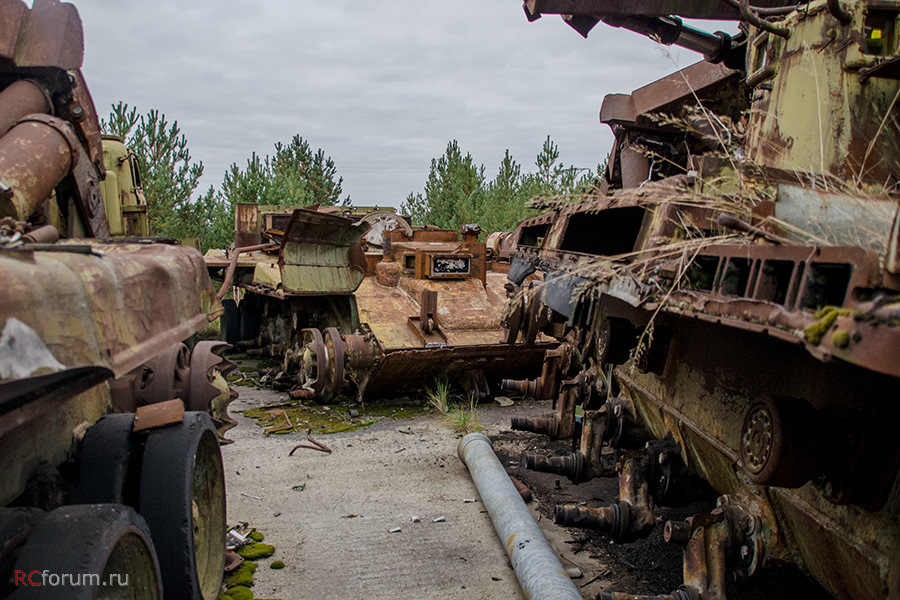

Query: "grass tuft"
(425, 377), (451, 414)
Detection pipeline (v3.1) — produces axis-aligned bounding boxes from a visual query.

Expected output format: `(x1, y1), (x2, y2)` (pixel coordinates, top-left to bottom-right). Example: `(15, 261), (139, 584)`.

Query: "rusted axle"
(596, 588), (698, 600)
(511, 377), (580, 439)
(554, 502), (632, 541)
(512, 415), (560, 437)
(554, 453), (655, 543)
(526, 408), (609, 483)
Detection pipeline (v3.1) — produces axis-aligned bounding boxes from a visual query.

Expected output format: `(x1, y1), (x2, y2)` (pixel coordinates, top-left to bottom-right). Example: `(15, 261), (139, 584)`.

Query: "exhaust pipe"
(457, 433), (581, 600)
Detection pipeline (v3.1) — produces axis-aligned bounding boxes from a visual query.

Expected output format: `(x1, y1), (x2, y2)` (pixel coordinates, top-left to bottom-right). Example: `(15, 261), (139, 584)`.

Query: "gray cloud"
(69, 0), (709, 208)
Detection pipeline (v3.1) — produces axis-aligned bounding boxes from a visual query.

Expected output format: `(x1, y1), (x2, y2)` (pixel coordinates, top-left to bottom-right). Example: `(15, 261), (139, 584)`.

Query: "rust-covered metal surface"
(2, 241), (220, 379)
(278, 208), (369, 295)
(0, 0), (107, 238)
(0, 0), (233, 520)
(207, 206), (554, 402)
(0, 0), (84, 70)
(503, 2), (900, 599)
(0, 239), (226, 506)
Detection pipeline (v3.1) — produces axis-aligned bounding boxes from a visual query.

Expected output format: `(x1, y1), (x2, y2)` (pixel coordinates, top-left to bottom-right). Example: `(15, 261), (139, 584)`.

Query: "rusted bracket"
(826, 0), (852, 25)
(662, 499), (765, 599)
(739, 0), (790, 38)
(216, 242), (278, 300)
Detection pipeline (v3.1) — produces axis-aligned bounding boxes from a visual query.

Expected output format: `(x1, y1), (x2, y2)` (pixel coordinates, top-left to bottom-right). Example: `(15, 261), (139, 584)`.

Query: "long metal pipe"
(457, 433), (581, 600)
(602, 16), (732, 63)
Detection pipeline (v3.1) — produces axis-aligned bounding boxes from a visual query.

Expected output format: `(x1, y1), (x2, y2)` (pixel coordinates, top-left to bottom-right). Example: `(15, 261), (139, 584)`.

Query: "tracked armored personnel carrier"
(0, 1), (234, 598)
(502, 2), (900, 599)
(206, 203), (553, 402)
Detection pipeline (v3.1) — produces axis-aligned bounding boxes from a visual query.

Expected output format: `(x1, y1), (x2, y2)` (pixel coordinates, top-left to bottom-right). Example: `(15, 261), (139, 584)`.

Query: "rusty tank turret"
(0, 1), (235, 598)
(501, 2), (900, 599)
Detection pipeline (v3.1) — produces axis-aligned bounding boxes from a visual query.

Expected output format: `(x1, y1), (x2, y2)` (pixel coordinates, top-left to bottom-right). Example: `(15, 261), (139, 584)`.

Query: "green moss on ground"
(248, 531), (264, 542)
(221, 585), (253, 600)
(239, 399), (427, 435)
(270, 560), (285, 569)
(237, 543), (275, 560)
(225, 561), (257, 588)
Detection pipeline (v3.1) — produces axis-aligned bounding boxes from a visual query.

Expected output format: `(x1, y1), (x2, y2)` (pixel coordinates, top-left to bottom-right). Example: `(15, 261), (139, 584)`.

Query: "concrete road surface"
(221, 386), (570, 600)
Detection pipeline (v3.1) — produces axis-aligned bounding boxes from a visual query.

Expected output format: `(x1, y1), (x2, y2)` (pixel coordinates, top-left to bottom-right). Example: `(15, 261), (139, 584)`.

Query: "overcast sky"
(67, 1), (718, 209)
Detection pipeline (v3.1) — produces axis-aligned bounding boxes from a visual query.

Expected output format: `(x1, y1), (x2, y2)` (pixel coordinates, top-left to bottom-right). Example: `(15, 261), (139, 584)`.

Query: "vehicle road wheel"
(72, 414), (138, 507)
(11, 504), (161, 599)
(138, 412), (225, 600)
(596, 317), (637, 365)
(740, 396), (819, 488)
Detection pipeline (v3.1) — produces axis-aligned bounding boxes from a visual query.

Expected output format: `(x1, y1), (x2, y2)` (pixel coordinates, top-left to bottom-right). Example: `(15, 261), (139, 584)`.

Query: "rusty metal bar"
(21, 224), (59, 244)
(826, 0), (852, 24)
(458, 433), (581, 600)
(216, 242), (277, 300)
(526, 452), (580, 477)
(512, 415), (558, 437)
(554, 503), (619, 532)
(739, 0), (789, 37)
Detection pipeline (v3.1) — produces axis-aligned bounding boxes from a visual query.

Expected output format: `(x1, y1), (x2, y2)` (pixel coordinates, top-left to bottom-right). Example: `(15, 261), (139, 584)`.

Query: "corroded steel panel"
(0, 241), (221, 379)
(364, 343), (555, 398)
(629, 61), (736, 117)
(235, 202), (259, 248)
(354, 277), (421, 349)
(278, 209), (369, 295)
(0, 0), (83, 69)
(355, 275), (508, 351)
(0, 383), (109, 506)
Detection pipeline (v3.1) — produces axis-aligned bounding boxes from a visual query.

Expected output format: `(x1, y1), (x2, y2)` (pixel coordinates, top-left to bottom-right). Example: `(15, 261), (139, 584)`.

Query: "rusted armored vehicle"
(502, 1), (900, 599)
(0, 1), (234, 598)
(206, 203), (553, 402)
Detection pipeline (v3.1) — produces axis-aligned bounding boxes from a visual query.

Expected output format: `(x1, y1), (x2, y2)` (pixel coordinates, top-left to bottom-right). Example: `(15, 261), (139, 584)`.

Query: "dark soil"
(489, 428), (833, 600)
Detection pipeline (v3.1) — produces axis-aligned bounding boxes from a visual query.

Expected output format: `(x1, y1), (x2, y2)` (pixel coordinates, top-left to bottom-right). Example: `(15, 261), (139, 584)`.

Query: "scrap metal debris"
(289, 429), (333, 455)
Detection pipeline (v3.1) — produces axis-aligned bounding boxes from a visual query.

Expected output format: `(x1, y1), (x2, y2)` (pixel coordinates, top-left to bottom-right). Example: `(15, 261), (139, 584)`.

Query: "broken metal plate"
(278, 209), (369, 295)
(133, 398), (186, 432)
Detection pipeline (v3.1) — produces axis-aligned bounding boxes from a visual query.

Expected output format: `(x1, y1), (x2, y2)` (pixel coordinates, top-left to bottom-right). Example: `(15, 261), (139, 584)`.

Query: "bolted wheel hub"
(741, 404), (773, 475)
